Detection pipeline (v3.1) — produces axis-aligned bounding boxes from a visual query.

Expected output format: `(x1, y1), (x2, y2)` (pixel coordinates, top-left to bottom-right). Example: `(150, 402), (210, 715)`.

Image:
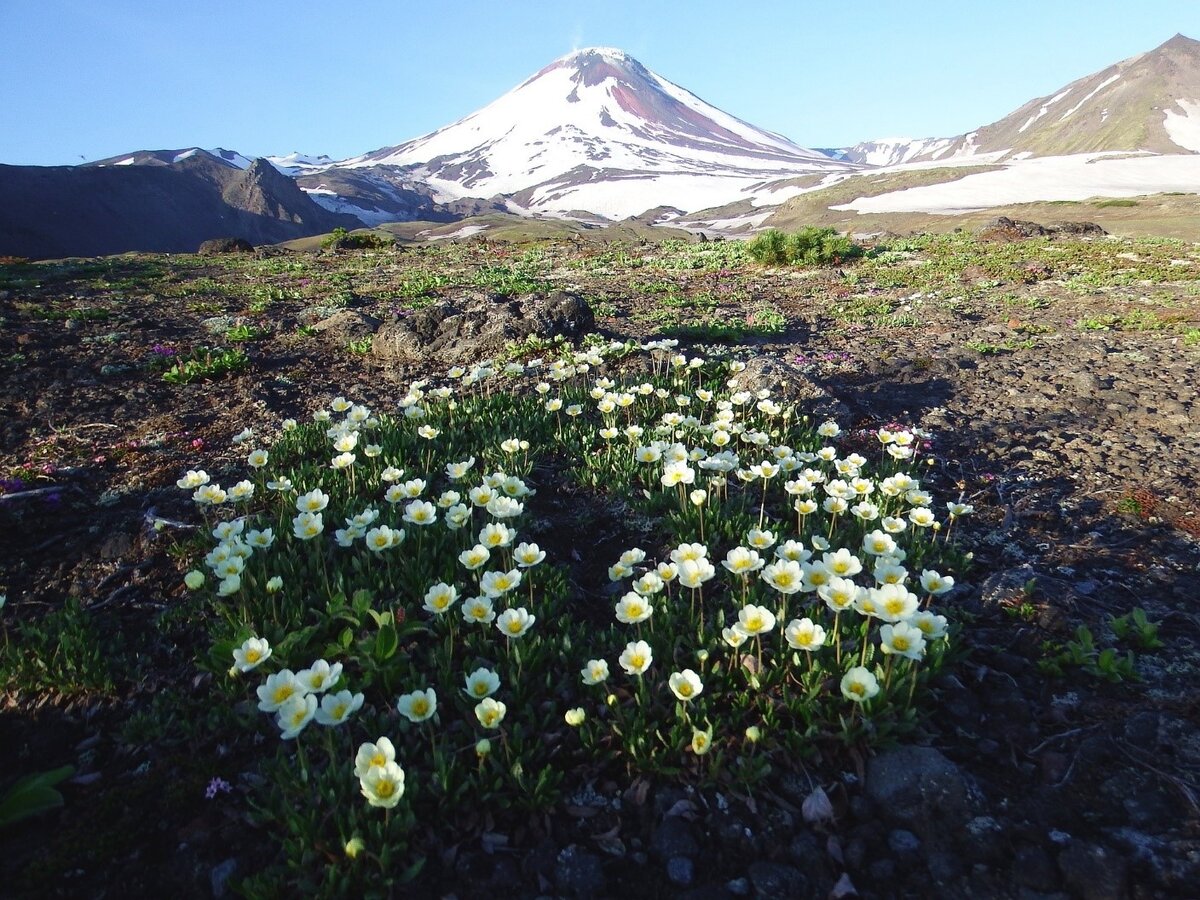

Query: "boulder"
(865, 746), (973, 841)
(729, 355), (848, 423)
(372, 290), (594, 367)
(198, 237), (254, 255)
(311, 309), (382, 346)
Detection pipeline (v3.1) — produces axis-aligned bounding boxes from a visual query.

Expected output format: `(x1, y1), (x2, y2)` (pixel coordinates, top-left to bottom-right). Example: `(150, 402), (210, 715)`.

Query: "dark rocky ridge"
(0, 152), (360, 259)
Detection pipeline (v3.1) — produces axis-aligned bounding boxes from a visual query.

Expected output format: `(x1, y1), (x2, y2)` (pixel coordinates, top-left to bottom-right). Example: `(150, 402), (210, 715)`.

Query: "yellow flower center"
(273, 685), (294, 704)
(412, 699), (429, 716)
(850, 683), (866, 697)
(678, 683), (693, 697)
(375, 780), (395, 798)
(630, 654), (645, 669)
(507, 620), (523, 634)
(311, 673), (325, 688)
(245, 649), (261, 664)
(893, 636), (910, 651)
(474, 683), (488, 696)
(370, 753), (386, 767)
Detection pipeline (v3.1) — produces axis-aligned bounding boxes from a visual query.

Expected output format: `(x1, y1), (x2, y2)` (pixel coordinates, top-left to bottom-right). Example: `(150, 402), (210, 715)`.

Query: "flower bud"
(266, 576), (283, 594)
(344, 837), (365, 860)
(744, 725), (762, 744)
(475, 738), (492, 758)
(564, 708), (586, 727)
(184, 571), (205, 590)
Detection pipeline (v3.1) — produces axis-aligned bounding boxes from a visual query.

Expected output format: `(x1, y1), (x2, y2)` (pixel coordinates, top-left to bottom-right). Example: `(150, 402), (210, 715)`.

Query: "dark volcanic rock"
(198, 237), (254, 255)
(865, 746), (973, 841)
(372, 290), (595, 366)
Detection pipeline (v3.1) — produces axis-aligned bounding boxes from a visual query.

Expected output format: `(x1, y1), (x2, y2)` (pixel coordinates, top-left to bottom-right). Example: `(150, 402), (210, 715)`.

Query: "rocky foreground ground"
(1, 228), (1199, 898)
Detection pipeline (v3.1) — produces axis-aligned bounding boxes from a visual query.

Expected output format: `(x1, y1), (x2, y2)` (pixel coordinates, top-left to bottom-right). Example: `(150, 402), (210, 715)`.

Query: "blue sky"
(2, 1), (1198, 165)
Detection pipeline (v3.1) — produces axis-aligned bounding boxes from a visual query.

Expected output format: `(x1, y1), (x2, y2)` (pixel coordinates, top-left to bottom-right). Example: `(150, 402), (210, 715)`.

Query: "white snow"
(338, 47), (849, 216)
(1163, 99), (1200, 152)
(114, 157), (136, 166)
(267, 152), (336, 175)
(423, 224), (487, 241)
(1059, 74), (1120, 121)
(831, 152), (1200, 214)
(1018, 89), (1073, 133)
(173, 149), (200, 163)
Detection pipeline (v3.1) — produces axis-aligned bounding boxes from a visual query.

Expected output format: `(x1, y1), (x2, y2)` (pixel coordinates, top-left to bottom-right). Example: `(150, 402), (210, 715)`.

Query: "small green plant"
(296, 324), (319, 338)
(1039, 626), (1138, 682)
(347, 337), (373, 355)
(749, 227), (863, 267)
(1109, 607), (1163, 650)
(0, 765), (75, 827)
(226, 323), (269, 342)
(322, 228), (390, 251)
(162, 347), (249, 384)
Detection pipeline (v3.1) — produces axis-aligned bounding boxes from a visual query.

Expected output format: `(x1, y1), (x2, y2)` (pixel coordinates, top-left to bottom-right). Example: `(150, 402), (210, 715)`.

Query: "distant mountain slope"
(835, 34), (1200, 165)
(0, 153), (359, 259)
(330, 47), (853, 218)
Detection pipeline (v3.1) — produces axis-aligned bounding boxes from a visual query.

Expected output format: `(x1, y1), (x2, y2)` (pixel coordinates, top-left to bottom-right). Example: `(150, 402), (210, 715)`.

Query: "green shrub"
(321, 228), (391, 251)
(749, 227), (862, 267)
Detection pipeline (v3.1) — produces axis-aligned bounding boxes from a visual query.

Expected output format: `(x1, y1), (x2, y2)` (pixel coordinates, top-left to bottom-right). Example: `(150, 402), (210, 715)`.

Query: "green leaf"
(375, 624), (398, 662)
(0, 765), (75, 827)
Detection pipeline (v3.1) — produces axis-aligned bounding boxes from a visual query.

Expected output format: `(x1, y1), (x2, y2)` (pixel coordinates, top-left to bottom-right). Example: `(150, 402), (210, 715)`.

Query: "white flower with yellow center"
(737, 604), (776, 636)
(722, 547), (764, 576)
(256, 669), (302, 712)
(615, 592), (653, 625)
(463, 667), (501, 700)
(292, 511), (324, 540)
(403, 500), (437, 526)
(475, 697), (507, 729)
(460, 595), (495, 625)
(276, 693), (318, 739)
(233, 637), (272, 673)
(874, 563), (909, 586)
(873, 584), (919, 622)
(581, 659), (610, 685)
(840, 666), (879, 703)
(823, 549), (863, 578)
(246, 528), (274, 549)
(359, 761), (405, 808)
(177, 469), (210, 490)
(296, 489), (330, 514)
(423, 582), (459, 615)
(397, 687), (437, 723)
(909, 507), (937, 528)
(459, 544), (491, 571)
(298, 659), (343, 694)
(668, 669), (704, 702)
(862, 530), (897, 557)
(880, 622), (927, 661)
(746, 528), (776, 551)
(677, 558), (716, 590)
(354, 738), (395, 779)
(910, 610), (949, 640)
(481, 569), (522, 599)
(619, 639), (653, 676)
(761, 560), (803, 595)
(315, 690), (364, 727)
(722, 626), (749, 648)
(495, 606), (535, 639)
(785, 618), (827, 651)
(365, 525), (398, 553)
(775, 540), (811, 563)
(513, 542), (545, 568)
(920, 569), (955, 595)
(478, 522), (515, 548)
(193, 484), (227, 505)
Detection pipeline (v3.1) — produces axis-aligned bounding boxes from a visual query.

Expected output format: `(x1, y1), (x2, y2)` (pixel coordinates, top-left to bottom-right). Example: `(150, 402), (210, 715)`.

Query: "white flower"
(354, 737), (396, 779)
(463, 667), (501, 700)
(880, 621), (927, 660)
(233, 636), (272, 672)
(480, 569), (522, 598)
(722, 547), (764, 576)
(737, 604), (776, 636)
(422, 582), (459, 615)
(840, 666), (879, 703)
(315, 690), (364, 726)
(257, 669), (302, 712)
(359, 761), (405, 808)
(668, 669), (704, 702)
(276, 693), (318, 739)
(784, 618), (827, 651)
(920, 569), (955, 595)
(513, 542), (546, 567)
(474, 697), (507, 729)
(296, 489), (330, 513)
(619, 640), (653, 676)
(615, 592), (654, 625)
(292, 511), (324, 540)
(580, 658), (610, 685)
(496, 606), (536, 638)
(761, 559), (803, 595)
(176, 469), (209, 490)
(396, 687), (437, 723)
(459, 544), (491, 570)
(461, 594), (496, 625)
(297, 659), (343, 694)
(677, 558), (716, 590)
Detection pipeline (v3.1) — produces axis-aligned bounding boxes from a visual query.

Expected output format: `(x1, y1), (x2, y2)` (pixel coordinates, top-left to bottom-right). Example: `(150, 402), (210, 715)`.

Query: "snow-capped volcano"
(339, 47), (851, 218)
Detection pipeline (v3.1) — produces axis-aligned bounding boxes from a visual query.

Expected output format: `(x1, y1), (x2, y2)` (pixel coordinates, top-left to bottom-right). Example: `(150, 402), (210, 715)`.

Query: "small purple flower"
(205, 777), (233, 800)
(151, 344), (178, 357)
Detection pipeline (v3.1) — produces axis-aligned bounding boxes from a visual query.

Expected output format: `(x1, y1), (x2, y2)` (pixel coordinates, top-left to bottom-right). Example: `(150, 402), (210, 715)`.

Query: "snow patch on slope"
(1018, 89), (1073, 133)
(1059, 74), (1120, 121)
(832, 153), (1200, 214)
(1163, 99), (1200, 152)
